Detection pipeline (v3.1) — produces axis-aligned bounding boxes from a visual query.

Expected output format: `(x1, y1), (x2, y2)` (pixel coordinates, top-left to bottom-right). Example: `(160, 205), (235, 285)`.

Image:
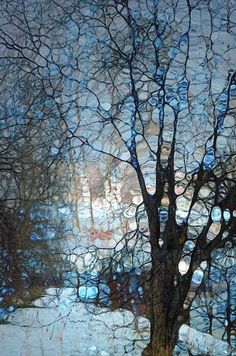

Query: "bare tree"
(0, 0), (235, 355)
(0, 37), (71, 315)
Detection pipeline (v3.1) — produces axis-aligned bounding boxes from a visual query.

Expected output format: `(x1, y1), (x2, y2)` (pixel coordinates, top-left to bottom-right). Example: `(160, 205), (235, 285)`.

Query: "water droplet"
(211, 206), (222, 222)
(79, 286), (98, 300)
(6, 305), (15, 313)
(155, 37), (162, 48)
(168, 47), (178, 58)
(178, 260), (189, 275)
(223, 209), (230, 222)
(192, 269), (204, 285)
(148, 97), (158, 106)
(203, 147), (216, 169)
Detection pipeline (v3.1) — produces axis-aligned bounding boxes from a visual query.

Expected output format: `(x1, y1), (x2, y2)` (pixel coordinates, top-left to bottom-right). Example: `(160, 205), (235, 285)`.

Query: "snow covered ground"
(0, 288), (232, 356)
(0, 288), (149, 356)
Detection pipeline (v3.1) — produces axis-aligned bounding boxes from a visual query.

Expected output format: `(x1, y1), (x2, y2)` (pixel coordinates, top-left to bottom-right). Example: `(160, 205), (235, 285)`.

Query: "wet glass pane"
(0, 1), (235, 355)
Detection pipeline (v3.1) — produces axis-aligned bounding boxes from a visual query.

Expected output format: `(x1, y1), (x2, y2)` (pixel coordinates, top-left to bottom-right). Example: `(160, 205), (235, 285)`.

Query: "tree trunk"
(140, 196), (191, 356)
(143, 343), (175, 356)
(142, 242), (188, 356)
(142, 316), (179, 355)
(142, 275), (182, 356)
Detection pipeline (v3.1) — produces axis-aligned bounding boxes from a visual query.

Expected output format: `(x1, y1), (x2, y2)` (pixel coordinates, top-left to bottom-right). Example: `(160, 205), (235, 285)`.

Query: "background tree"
(0, 0), (235, 355)
(0, 27), (71, 314)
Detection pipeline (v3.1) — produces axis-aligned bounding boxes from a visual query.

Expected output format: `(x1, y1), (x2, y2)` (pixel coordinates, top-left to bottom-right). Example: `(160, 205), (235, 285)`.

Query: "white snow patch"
(179, 325), (232, 356)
